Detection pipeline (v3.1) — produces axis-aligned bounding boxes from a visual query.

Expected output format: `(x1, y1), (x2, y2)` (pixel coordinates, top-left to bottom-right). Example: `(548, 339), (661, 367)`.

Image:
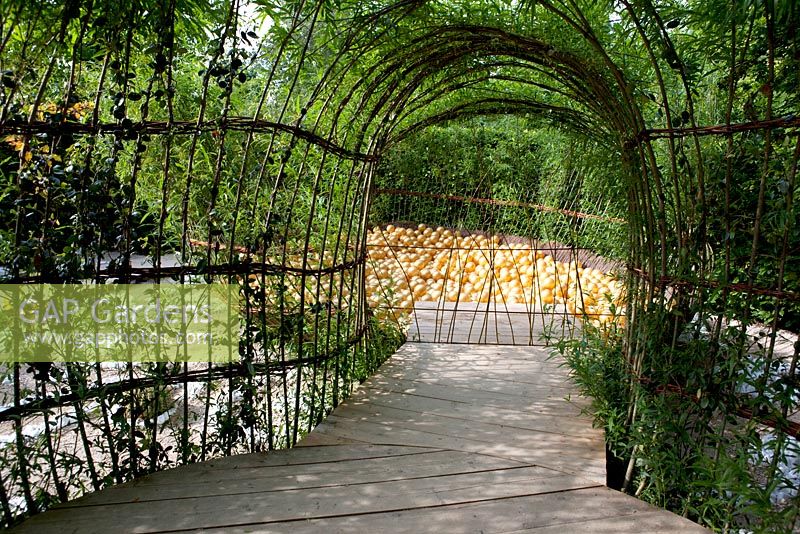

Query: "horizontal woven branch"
(0, 323), (367, 422)
(646, 379), (800, 439)
(0, 117), (376, 162)
(374, 188), (626, 223)
(628, 266), (800, 302)
(7, 255), (366, 283)
(630, 115), (800, 146)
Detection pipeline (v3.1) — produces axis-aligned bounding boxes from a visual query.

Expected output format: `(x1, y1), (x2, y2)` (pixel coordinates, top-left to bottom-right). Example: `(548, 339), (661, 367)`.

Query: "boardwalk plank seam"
(364, 375), (590, 406)
(339, 398), (598, 440)
(57, 465), (548, 509)
(317, 416), (603, 465)
(143, 485), (607, 534)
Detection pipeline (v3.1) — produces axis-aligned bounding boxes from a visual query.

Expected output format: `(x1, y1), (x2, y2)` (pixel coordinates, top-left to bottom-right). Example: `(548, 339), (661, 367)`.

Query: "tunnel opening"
(364, 118), (627, 345)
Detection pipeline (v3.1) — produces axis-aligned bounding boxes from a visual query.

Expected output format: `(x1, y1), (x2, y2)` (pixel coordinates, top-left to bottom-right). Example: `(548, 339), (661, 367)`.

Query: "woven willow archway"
(0, 0), (798, 528)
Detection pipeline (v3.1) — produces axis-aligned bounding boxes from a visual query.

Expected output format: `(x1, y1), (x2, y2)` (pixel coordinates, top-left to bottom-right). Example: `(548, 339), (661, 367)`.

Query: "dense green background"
(371, 116), (627, 260)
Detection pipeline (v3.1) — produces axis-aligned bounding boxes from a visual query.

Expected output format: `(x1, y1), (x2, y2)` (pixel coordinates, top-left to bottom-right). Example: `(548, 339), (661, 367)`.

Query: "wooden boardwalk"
(407, 302), (579, 345)
(12, 342), (707, 533)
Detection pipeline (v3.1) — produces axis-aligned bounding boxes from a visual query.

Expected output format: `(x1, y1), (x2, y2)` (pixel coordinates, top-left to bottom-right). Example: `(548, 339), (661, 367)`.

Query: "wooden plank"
(295, 432), (358, 446)
(138, 448), (444, 485)
(368, 372), (576, 395)
(332, 402), (601, 449)
(379, 356), (567, 371)
(383, 365), (567, 378)
(392, 343), (554, 362)
(379, 358), (571, 378)
(346, 386), (594, 435)
(384, 361), (567, 375)
(504, 511), (712, 533)
(390, 345), (566, 363)
(404, 351), (561, 364)
(60, 451), (526, 507)
(381, 364), (568, 378)
(16, 470), (600, 533)
(338, 392), (599, 439)
(318, 412), (603, 462)
(164, 443), (437, 469)
(81, 444), (442, 488)
(311, 416), (606, 482)
(360, 383), (588, 419)
(387, 347), (563, 360)
(376, 365), (576, 390)
(362, 375), (591, 415)
(364, 375), (587, 404)
(169, 488), (708, 534)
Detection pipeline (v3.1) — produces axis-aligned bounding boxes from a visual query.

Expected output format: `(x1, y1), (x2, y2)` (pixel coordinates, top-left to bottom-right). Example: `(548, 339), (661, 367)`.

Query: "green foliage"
(555, 298), (800, 532)
(551, 320), (631, 451)
(372, 117), (628, 259)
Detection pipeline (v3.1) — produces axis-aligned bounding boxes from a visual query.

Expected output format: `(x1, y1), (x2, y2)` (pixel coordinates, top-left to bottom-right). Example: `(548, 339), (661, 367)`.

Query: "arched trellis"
(0, 0), (798, 529)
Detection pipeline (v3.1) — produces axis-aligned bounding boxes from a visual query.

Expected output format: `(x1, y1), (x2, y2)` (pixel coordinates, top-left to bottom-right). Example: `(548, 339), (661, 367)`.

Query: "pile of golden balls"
(364, 224), (625, 327)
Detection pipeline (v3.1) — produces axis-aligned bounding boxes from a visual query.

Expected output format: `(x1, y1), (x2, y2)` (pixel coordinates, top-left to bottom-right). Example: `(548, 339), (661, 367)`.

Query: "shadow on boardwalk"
(12, 343), (708, 533)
